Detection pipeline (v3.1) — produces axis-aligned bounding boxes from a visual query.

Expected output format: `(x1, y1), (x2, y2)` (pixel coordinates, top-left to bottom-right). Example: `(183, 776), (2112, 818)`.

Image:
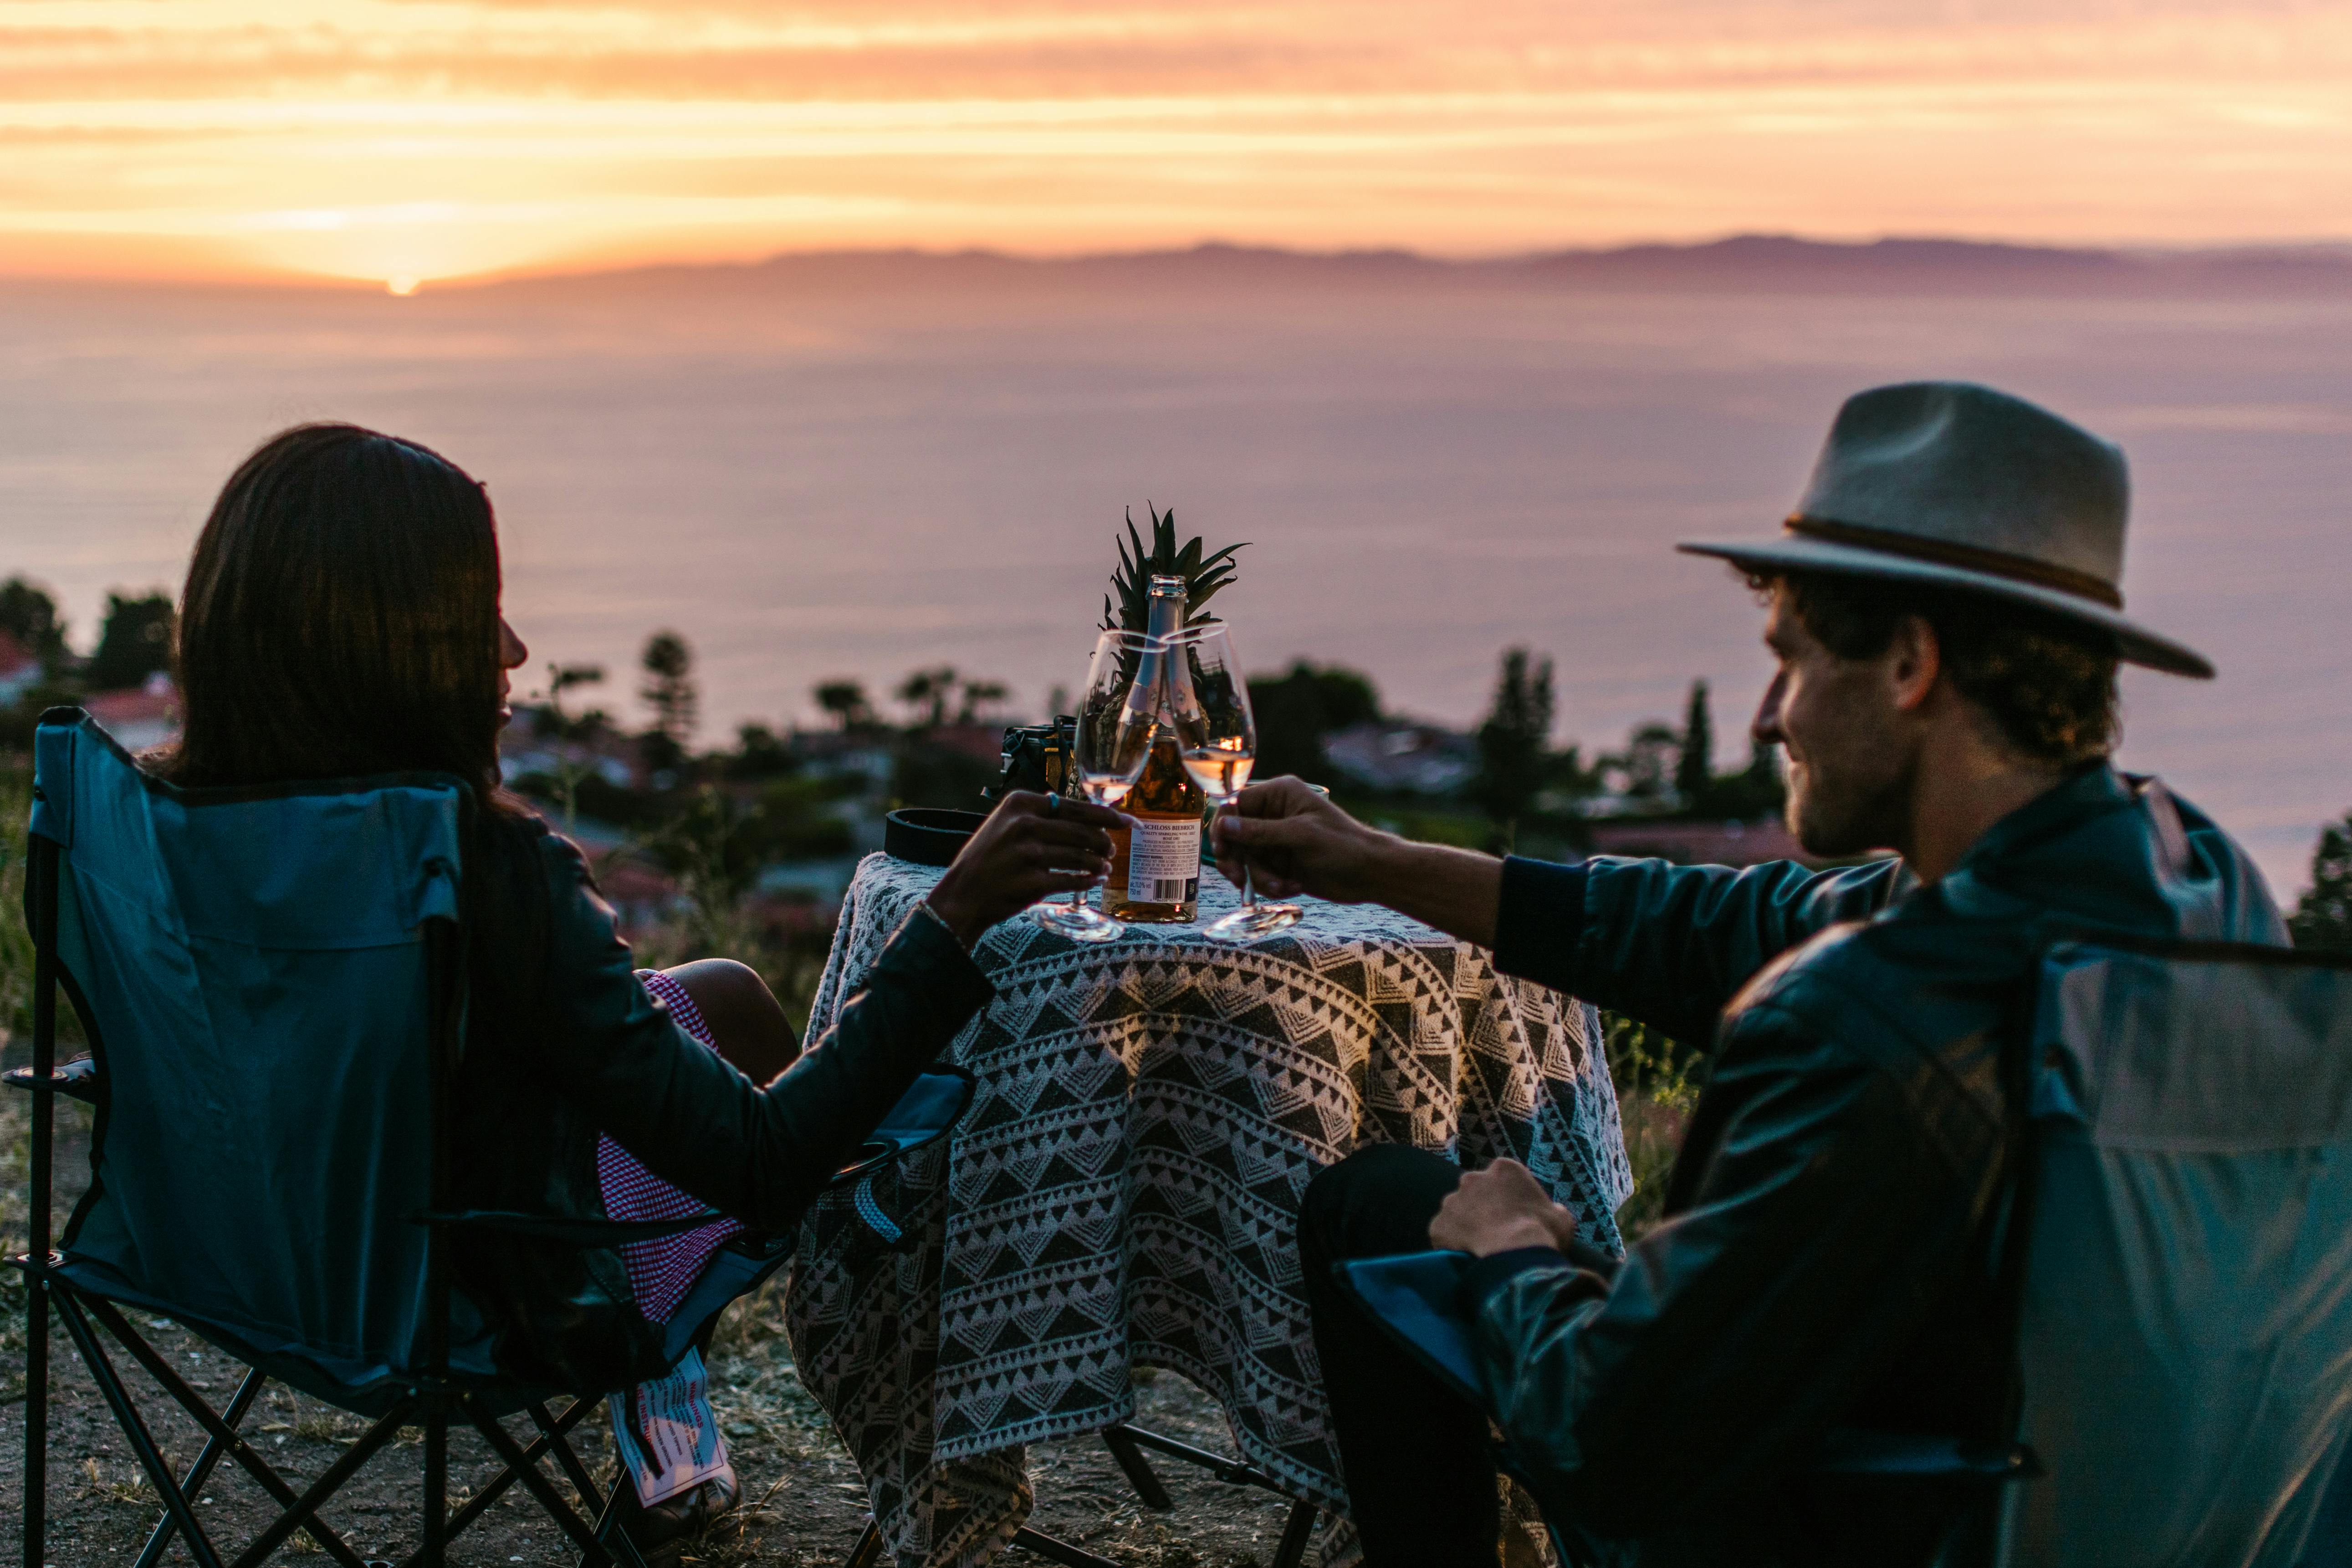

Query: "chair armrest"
(1335, 1251), (1486, 1405)
(4, 1056), (100, 1105)
(414, 1209), (757, 1246)
(829, 1067), (976, 1186)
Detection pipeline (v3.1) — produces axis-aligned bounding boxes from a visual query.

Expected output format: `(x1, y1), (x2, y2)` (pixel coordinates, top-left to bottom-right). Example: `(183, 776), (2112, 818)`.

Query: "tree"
(0, 577), (66, 661)
(814, 679), (876, 731)
(1474, 648), (1554, 837)
(1247, 662), (1382, 781)
(87, 591), (174, 691)
(731, 722), (797, 780)
(2291, 814), (2352, 951)
(1675, 680), (1713, 805)
(639, 632), (697, 746)
(956, 679), (1009, 725)
(895, 666), (957, 729)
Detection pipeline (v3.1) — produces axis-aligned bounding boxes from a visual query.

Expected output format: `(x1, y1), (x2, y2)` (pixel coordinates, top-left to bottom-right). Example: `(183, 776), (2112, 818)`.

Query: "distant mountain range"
(481, 234), (2352, 299)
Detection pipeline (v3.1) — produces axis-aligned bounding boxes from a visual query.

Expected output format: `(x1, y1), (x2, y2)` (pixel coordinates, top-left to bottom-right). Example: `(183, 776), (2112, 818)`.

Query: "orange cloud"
(3, 1), (2348, 286)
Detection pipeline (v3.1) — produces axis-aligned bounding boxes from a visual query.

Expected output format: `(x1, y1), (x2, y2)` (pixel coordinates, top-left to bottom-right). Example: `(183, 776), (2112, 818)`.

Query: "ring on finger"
(1046, 792), (1063, 819)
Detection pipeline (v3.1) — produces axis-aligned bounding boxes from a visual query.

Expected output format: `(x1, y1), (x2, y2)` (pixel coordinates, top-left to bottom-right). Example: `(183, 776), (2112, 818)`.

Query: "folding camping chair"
(9, 708), (971, 1568)
(1340, 934), (2352, 1568)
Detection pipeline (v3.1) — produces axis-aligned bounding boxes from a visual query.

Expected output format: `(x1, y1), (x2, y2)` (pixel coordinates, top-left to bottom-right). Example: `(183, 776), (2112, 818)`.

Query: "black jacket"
(1476, 767), (2286, 1565)
(450, 811), (990, 1389)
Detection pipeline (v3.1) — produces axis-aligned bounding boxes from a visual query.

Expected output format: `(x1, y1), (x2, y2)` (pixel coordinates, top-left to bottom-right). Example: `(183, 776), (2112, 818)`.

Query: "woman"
(164, 422), (1118, 1555)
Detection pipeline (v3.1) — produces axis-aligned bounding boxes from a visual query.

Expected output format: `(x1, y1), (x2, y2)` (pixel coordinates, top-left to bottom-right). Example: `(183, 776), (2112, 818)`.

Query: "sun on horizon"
(4, 1), (2351, 290)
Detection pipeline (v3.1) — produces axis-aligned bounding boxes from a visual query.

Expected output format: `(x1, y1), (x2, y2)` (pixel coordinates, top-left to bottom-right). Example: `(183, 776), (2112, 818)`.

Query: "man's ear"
(1886, 613), (1943, 715)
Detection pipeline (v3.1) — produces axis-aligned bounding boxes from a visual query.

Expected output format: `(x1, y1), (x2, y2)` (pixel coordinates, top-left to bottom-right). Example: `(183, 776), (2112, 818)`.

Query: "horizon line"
(10, 230), (2352, 298)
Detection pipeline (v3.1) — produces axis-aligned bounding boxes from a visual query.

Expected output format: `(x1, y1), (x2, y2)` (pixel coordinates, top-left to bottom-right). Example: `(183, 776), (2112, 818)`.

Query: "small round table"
(785, 853), (1631, 1567)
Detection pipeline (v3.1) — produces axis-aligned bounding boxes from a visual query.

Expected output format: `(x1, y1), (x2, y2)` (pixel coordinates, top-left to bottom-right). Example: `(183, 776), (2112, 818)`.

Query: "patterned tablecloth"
(784, 852), (1632, 1567)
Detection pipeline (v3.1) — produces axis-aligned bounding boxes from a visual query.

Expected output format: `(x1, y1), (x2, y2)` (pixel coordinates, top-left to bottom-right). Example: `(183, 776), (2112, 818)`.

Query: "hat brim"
(1677, 535), (2214, 679)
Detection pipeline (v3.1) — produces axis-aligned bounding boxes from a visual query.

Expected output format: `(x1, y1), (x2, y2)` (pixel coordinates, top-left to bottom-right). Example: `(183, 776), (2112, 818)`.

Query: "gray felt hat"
(1679, 381), (2213, 678)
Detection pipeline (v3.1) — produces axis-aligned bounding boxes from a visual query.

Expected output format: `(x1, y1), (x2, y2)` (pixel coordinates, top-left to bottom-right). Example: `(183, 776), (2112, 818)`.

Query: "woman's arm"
(532, 791), (1119, 1234)
(535, 834), (987, 1232)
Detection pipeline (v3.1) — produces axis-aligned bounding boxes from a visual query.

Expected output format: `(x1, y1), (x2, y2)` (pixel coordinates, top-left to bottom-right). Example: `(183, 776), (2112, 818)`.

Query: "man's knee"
(1301, 1144), (1464, 1266)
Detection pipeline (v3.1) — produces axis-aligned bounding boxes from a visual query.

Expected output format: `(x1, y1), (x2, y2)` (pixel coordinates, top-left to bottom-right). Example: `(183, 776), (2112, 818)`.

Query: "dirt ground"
(2, 1062), (1339, 1568)
(0, 1300), (1324, 1567)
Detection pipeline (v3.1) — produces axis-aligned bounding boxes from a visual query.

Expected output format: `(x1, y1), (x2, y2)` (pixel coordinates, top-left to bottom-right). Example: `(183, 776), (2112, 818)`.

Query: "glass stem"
(1238, 845), (1255, 910)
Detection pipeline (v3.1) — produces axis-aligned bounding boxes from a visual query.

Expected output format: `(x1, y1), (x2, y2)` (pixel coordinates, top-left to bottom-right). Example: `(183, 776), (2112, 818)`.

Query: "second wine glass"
(1032, 628), (1162, 943)
(1167, 623), (1303, 943)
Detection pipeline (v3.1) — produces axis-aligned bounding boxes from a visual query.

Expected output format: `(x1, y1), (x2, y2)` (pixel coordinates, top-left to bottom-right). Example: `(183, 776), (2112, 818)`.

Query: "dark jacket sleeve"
(1493, 854), (1910, 1045)
(1460, 995), (2003, 1537)
(526, 835), (992, 1234)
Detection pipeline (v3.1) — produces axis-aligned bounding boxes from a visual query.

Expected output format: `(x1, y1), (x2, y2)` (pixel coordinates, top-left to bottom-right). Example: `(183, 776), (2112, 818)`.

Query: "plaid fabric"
(597, 970), (747, 1325)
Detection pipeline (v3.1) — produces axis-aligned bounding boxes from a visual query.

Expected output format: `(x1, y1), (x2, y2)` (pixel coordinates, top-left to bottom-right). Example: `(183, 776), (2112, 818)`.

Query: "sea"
(4, 247), (2348, 895)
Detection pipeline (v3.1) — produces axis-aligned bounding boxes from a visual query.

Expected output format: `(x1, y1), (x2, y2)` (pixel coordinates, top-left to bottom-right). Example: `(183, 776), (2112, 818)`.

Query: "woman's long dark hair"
(166, 423), (509, 801)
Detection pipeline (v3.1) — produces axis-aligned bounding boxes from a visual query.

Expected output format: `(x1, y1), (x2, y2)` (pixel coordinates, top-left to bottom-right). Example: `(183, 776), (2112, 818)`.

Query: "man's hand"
(1429, 1158), (1580, 1258)
(1212, 777), (1505, 946)
(925, 791), (1124, 948)
(1210, 777), (1402, 903)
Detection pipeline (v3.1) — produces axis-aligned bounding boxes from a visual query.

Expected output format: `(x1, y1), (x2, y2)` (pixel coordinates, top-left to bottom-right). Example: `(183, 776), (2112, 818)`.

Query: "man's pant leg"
(1299, 1144), (1501, 1568)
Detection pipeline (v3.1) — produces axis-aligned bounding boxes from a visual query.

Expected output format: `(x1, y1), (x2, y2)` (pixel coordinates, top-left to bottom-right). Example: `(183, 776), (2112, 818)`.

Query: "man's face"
(1753, 584), (1914, 858)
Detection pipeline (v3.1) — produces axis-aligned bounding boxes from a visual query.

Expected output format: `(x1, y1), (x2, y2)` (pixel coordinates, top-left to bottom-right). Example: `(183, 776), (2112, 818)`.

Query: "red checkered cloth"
(597, 970), (747, 1325)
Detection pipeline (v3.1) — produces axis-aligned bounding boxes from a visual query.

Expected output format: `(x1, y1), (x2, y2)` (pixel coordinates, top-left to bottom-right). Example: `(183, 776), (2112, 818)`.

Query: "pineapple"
(1100, 504), (1247, 633)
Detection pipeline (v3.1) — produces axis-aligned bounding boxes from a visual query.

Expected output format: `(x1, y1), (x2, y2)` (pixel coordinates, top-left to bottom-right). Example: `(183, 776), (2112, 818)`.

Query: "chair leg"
(1271, 1499), (1318, 1568)
(1008, 1527), (1125, 1568)
(74, 1295), (366, 1568)
(421, 1410), (448, 1568)
(592, 1479), (654, 1568)
(466, 1405), (616, 1568)
(228, 1400), (416, 1568)
(1100, 1426), (1174, 1511)
(418, 1396), (601, 1558)
(527, 1400), (604, 1507)
(21, 1267), (45, 1568)
(133, 1369), (269, 1568)
(844, 1521), (886, 1568)
(50, 1292), (228, 1568)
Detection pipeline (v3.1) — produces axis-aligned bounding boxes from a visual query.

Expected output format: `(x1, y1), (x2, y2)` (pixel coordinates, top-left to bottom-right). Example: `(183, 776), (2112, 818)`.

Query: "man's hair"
(1756, 569), (2122, 766)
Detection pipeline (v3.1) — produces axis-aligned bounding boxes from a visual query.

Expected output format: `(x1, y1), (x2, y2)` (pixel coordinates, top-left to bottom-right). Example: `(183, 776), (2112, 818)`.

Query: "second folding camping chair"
(1339, 933), (2352, 1568)
(9, 708), (971, 1568)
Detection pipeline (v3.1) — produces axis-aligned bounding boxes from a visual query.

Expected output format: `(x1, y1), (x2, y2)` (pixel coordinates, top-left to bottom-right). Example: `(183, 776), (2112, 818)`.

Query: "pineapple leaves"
(1099, 501), (1248, 631)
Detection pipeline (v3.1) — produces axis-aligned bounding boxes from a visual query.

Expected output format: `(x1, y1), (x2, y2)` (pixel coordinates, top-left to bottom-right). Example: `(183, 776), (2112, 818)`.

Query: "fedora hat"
(1679, 381), (2212, 678)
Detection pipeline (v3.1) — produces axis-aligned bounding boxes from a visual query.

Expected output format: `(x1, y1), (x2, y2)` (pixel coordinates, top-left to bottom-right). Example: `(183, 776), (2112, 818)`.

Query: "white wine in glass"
(1168, 624), (1301, 942)
(1033, 629), (1162, 943)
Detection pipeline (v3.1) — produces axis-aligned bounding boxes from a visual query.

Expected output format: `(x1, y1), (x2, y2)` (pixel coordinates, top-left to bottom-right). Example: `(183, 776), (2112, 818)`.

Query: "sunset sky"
(4, 0), (2350, 288)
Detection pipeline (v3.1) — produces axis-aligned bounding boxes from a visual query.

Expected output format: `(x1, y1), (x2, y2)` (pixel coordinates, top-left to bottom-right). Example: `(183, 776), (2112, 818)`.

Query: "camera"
(985, 716), (1077, 803)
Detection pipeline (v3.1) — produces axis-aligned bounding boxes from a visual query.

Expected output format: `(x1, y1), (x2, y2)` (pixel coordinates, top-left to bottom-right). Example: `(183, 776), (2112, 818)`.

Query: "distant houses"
(84, 672), (180, 753)
(0, 631), (41, 708)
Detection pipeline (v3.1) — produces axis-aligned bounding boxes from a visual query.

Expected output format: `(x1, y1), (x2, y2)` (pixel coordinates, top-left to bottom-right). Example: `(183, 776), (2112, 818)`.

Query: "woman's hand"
(925, 791), (1125, 948)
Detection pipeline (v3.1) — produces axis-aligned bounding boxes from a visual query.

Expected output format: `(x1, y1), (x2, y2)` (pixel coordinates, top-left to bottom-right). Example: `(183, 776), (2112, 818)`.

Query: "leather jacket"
(450, 810), (991, 1390)
(1476, 766), (2286, 1566)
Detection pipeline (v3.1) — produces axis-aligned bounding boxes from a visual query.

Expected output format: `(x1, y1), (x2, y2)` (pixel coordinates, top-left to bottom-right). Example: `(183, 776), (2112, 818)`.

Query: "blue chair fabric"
(11, 710), (972, 1568)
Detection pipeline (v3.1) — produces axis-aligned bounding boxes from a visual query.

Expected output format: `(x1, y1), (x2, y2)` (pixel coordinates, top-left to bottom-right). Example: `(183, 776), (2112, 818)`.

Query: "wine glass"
(1167, 624), (1303, 943)
(1033, 628), (1162, 943)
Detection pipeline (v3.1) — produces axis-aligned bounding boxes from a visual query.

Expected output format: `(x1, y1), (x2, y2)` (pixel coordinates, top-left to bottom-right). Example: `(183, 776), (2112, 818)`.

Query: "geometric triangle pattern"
(784, 855), (1633, 1567)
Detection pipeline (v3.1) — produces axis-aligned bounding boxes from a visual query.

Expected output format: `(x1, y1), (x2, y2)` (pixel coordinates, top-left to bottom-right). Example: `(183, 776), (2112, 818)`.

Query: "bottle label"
(1125, 817), (1200, 906)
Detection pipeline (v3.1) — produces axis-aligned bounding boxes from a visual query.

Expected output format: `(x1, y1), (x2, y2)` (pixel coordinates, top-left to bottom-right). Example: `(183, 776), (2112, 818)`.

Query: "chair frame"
(8, 768), (691, 1568)
(838, 1421), (1321, 1568)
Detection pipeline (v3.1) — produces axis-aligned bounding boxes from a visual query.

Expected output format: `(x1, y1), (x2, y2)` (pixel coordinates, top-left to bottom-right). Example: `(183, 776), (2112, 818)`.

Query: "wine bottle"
(1104, 574), (1205, 923)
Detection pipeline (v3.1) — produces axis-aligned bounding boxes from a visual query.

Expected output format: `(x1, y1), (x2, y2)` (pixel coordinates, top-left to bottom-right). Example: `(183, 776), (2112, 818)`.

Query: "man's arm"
(1449, 1002), (2004, 1538)
(1503, 854), (1907, 1045)
(1215, 778), (1908, 1042)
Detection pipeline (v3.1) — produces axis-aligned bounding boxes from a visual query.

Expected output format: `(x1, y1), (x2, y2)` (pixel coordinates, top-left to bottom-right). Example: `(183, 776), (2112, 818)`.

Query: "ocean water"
(3, 264), (2348, 894)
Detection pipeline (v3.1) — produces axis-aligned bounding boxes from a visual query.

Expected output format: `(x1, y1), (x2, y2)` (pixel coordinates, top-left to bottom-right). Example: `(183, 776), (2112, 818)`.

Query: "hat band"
(1784, 516), (2124, 610)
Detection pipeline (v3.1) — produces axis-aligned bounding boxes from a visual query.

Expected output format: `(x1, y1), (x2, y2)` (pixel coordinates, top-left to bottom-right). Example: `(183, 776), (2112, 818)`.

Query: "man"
(1214, 382), (2286, 1566)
